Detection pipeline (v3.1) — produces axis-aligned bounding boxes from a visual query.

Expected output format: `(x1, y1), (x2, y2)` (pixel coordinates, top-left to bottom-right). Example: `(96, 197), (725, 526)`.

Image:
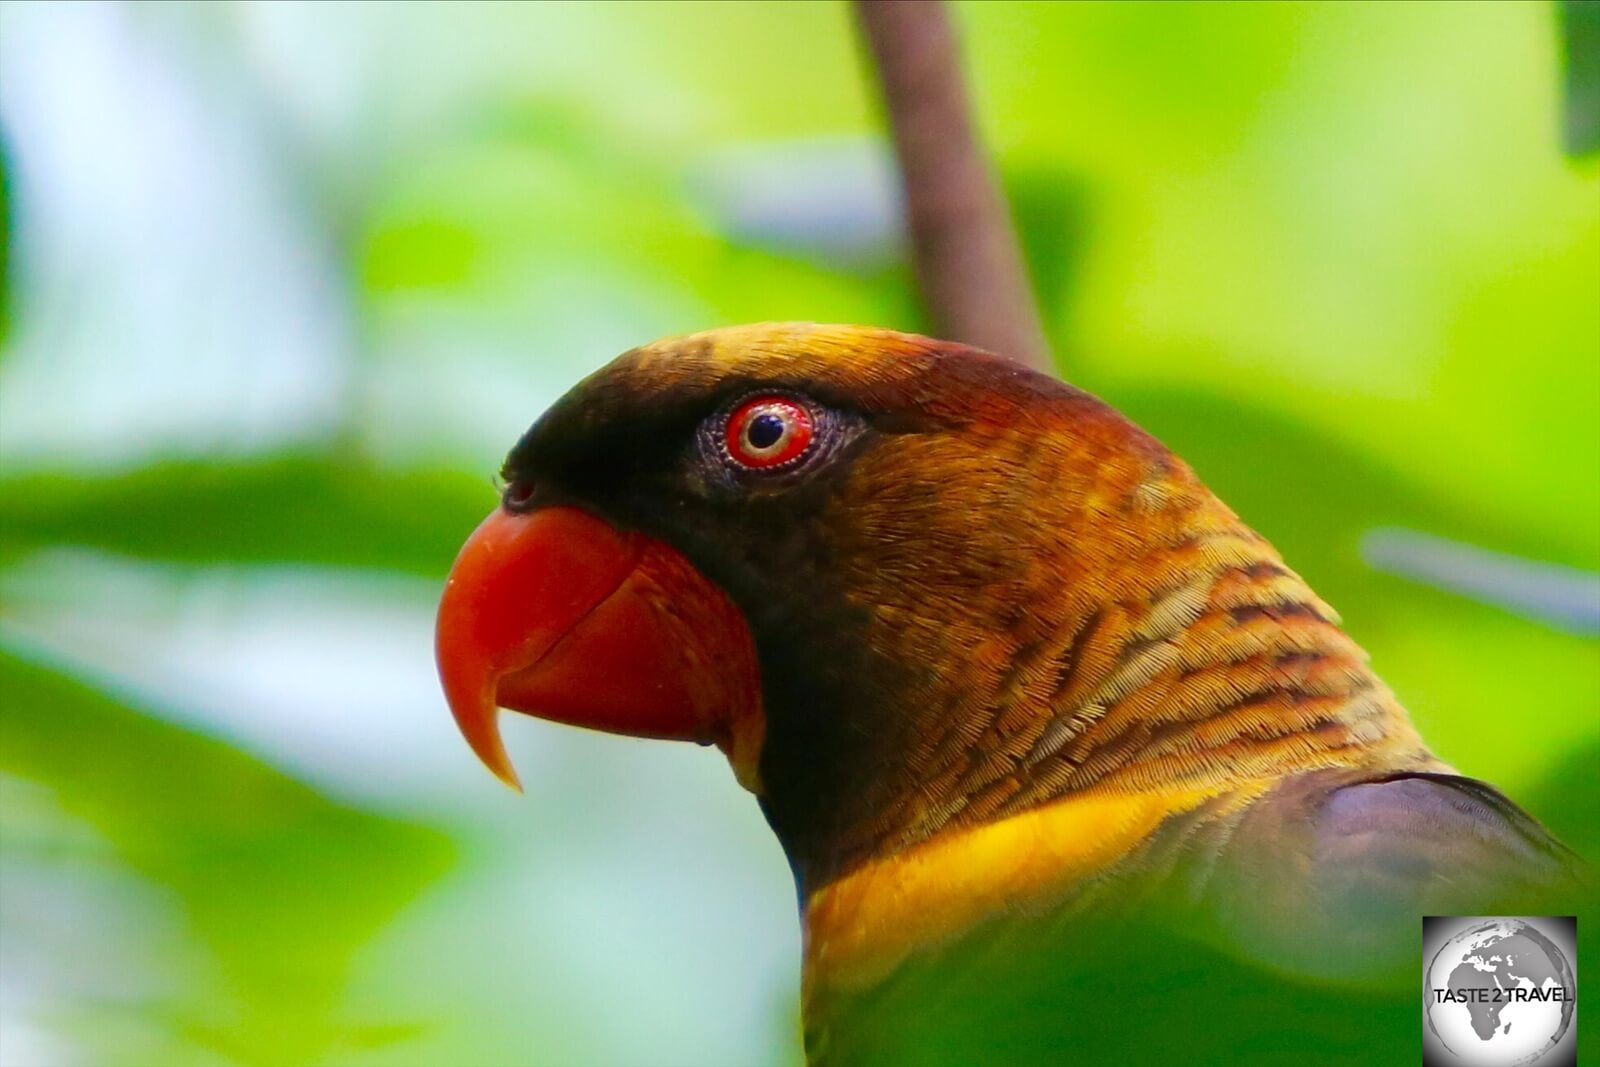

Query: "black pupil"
(746, 410), (787, 450)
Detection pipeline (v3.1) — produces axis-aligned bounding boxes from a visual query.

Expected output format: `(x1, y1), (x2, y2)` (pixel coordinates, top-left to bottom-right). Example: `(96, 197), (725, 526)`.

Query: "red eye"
(724, 396), (815, 469)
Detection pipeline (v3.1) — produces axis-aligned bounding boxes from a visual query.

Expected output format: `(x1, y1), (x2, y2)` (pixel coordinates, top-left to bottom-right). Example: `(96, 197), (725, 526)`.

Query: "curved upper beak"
(434, 504), (763, 791)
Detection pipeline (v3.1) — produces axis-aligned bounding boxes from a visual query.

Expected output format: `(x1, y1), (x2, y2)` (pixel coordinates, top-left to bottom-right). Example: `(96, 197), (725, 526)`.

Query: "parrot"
(434, 323), (1585, 1064)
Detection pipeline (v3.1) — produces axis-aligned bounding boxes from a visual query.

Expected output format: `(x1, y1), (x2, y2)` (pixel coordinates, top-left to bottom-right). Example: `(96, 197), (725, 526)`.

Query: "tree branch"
(853, 0), (1053, 374)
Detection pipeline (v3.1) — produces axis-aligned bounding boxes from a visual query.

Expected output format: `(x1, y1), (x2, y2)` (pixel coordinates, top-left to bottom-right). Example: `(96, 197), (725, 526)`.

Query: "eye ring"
(501, 479), (538, 512)
(724, 395), (816, 469)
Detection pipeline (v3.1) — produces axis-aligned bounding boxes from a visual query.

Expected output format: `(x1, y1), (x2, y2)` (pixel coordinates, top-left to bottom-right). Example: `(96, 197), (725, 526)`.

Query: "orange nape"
(435, 505), (765, 792)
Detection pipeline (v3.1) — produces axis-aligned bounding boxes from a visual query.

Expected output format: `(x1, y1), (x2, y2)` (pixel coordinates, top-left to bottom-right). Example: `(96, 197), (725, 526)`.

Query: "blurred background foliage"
(0, 2), (1596, 1065)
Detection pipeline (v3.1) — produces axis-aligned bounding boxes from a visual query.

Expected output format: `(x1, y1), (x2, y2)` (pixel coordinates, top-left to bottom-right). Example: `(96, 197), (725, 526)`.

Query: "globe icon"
(1425, 919), (1575, 1066)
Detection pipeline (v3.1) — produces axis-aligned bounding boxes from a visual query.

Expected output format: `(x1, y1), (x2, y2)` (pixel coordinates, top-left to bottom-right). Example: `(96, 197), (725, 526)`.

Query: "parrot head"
(435, 323), (1424, 899)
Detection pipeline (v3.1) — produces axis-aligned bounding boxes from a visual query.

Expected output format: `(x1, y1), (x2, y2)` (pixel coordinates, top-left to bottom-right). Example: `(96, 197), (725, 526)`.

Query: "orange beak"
(435, 505), (763, 791)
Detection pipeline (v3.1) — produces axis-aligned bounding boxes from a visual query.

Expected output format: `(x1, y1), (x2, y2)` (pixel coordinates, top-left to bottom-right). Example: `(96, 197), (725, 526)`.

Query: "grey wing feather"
(1313, 772), (1579, 906)
(1199, 769), (1584, 982)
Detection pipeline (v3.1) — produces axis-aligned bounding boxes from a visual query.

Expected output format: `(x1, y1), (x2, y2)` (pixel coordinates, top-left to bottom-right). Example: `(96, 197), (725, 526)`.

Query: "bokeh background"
(1, 2), (1596, 1065)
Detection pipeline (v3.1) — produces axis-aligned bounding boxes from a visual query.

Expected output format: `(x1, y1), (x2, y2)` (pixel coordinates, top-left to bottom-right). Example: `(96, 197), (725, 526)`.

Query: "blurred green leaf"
(358, 94), (922, 363)
(1525, 736), (1600, 865)
(0, 644), (456, 1065)
(363, 218), (482, 292)
(1560, 0), (1600, 154)
(1002, 167), (1093, 352)
(0, 454), (494, 577)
